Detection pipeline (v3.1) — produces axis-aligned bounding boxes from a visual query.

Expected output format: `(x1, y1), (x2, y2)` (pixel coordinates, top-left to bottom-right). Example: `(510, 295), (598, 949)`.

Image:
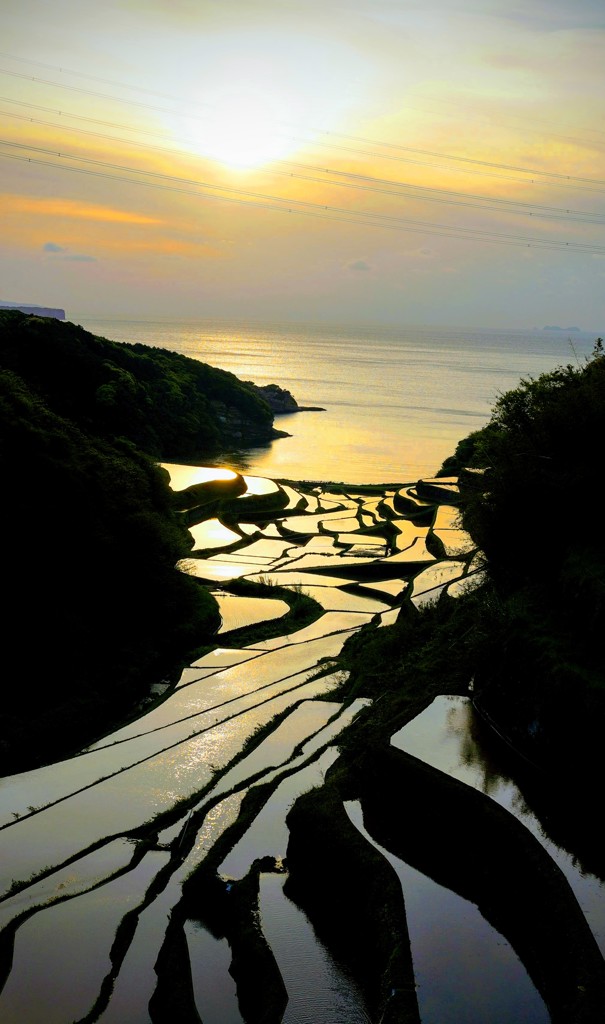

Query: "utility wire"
(1, 62), (605, 192)
(4, 88), (605, 198)
(2, 48), (604, 161)
(3, 105), (603, 224)
(2, 142), (604, 254)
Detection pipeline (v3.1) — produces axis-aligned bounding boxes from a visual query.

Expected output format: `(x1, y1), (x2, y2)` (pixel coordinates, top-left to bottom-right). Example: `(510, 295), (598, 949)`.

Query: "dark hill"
(0, 310), (277, 461)
(0, 310), (284, 772)
(439, 340), (605, 782)
(0, 303), (65, 319)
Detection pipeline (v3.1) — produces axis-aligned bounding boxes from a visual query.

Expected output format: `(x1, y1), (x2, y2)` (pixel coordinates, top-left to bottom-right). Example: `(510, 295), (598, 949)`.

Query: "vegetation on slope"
(341, 340), (605, 789)
(3, 307), (602, 795)
(0, 310), (282, 772)
(442, 340), (605, 776)
(0, 309), (275, 460)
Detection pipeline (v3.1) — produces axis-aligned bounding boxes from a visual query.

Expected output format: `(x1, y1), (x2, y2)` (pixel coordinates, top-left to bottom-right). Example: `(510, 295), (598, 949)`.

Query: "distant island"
(543, 324), (581, 332)
(0, 301), (65, 319)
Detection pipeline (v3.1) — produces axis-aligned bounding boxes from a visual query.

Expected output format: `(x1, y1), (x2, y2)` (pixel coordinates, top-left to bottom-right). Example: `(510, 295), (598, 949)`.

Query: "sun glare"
(175, 33), (368, 172)
(195, 92), (293, 170)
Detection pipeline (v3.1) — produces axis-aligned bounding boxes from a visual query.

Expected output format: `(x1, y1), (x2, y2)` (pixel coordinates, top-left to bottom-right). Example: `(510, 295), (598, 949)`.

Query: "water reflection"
(214, 593), (289, 633)
(186, 921), (243, 1024)
(259, 873), (371, 1024)
(161, 464), (238, 489)
(1, 464), (568, 1021)
(344, 802), (548, 1024)
(0, 853), (166, 1024)
(219, 749), (339, 879)
(189, 518), (241, 550)
(96, 878), (180, 1023)
(392, 696), (605, 955)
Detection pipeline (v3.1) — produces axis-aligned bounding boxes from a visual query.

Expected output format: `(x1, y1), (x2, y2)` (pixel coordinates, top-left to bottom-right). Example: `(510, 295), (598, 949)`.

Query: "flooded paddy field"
(0, 465), (603, 1022)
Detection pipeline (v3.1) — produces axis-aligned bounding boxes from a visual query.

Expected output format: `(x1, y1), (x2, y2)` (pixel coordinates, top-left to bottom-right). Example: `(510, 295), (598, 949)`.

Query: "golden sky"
(1, 0), (604, 328)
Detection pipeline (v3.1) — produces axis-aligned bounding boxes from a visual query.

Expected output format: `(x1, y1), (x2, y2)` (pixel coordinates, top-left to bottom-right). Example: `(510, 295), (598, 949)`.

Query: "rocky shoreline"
(244, 381), (326, 414)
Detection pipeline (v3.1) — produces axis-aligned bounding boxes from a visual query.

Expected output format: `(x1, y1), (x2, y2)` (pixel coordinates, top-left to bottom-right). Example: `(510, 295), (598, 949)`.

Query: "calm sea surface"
(76, 316), (598, 485)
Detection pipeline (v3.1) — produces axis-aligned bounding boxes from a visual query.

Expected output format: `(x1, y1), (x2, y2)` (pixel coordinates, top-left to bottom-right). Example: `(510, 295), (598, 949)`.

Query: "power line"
(0, 50), (200, 105)
(0, 94), (184, 143)
(320, 129), (605, 187)
(1, 61), (605, 193)
(2, 142), (604, 254)
(2, 48), (603, 159)
(3, 104), (603, 226)
(5, 90), (605, 204)
(1, 52), (603, 255)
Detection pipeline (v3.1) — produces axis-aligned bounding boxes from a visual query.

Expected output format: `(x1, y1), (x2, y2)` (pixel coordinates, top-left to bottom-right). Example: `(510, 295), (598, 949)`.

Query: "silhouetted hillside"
(0, 311), (285, 771)
(0, 310), (276, 461)
(440, 340), (605, 777)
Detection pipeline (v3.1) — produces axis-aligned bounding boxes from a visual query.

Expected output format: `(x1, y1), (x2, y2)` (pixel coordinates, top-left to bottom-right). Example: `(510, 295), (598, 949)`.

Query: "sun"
(196, 92), (293, 170)
(175, 30), (368, 169)
(175, 33), (369, 172)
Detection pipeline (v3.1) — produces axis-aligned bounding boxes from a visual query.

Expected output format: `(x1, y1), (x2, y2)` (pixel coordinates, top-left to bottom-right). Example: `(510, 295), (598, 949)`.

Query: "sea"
(75, 316), (600, 486)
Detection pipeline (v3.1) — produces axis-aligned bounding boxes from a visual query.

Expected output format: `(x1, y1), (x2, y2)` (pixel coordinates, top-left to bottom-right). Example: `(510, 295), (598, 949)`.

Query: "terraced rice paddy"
(2, 466), (598, 1023)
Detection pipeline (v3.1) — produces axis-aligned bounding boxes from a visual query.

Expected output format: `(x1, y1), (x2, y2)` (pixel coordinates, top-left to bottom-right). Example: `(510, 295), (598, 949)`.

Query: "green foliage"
(0, 309), (274, 460)
(338, 587), (488, 722)
(437, 423), (502, 477)
(458, 350), (605, 578)
(445, 343), (605, 772)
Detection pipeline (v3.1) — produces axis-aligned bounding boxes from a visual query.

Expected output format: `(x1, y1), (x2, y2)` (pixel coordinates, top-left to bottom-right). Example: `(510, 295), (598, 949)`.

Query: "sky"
(1, 0), (604, 329)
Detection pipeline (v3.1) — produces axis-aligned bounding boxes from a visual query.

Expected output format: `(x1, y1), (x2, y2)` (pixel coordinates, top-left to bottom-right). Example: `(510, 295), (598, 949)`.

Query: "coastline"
(75, 315), (600, 485)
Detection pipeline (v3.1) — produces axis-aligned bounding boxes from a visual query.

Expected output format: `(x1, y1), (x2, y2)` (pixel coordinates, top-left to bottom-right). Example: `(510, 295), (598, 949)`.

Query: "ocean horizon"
(75, 314), (600, 485)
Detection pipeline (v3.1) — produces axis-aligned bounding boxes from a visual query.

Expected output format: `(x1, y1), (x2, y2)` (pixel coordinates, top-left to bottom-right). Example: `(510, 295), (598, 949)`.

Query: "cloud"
(3, 197), (160, 225)
(347, 259), (371, 271)
(42, 241), (97, 262)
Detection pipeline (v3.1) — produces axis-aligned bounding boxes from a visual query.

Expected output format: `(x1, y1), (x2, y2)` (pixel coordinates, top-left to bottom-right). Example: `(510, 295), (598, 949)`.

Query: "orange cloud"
(0, 195), (160, 224)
